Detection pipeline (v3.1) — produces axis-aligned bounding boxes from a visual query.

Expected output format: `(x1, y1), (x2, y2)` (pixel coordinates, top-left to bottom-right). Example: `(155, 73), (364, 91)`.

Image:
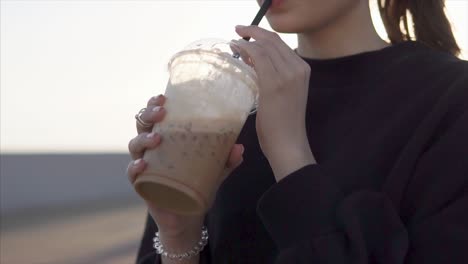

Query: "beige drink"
(139, 119), (241, 213)
(134, 40), (258, 215)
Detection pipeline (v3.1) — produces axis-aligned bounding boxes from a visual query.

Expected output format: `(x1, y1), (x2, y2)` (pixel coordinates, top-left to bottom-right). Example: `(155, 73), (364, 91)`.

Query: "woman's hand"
(231, 25), (316, 181)
(126, 95), (244, 249)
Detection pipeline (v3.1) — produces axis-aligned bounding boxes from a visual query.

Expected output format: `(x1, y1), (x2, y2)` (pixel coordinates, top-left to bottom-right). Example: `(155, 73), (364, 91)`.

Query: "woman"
(127, 0), (468, 263)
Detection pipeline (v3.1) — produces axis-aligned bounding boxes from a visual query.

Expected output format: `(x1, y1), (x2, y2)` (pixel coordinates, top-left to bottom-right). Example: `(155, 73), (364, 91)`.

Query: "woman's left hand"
(231, 25), (316, 181)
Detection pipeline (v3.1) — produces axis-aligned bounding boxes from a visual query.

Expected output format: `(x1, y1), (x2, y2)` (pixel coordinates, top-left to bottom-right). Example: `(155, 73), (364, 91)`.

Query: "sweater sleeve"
(136, 213), (212, 264)
(136, 213), (160, 264)
(257, 105), (468, 263)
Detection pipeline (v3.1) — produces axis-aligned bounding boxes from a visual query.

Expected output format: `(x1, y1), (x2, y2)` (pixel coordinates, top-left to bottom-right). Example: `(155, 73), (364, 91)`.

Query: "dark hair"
(378, 0), (460, 56)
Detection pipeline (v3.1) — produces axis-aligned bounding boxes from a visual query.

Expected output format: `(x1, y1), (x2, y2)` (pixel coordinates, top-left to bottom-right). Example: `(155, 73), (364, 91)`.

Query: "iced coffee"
(134, 40), (258, 215)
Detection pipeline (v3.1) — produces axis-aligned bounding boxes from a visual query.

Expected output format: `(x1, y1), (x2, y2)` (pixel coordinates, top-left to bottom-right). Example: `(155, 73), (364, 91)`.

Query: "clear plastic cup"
(134, 39), (259, 215)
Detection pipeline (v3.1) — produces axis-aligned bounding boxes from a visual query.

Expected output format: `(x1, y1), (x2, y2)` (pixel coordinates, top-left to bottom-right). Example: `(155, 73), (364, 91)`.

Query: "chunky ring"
(135, 108), (153, 128)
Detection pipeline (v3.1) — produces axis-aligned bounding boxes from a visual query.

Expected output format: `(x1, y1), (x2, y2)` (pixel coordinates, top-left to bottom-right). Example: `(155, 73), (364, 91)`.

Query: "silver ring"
(135, 108), (153, 128)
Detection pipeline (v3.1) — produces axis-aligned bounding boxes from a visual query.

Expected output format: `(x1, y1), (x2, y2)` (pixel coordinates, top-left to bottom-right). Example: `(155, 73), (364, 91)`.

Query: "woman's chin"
(266, 15), (304, 33)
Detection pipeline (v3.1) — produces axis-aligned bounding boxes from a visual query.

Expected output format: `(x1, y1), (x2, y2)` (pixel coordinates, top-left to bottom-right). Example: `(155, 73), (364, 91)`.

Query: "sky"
(1, 0), (467, 153)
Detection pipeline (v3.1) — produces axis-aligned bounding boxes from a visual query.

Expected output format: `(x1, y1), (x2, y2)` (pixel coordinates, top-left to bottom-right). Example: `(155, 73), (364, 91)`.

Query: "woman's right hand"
(126, 94), (245, 249)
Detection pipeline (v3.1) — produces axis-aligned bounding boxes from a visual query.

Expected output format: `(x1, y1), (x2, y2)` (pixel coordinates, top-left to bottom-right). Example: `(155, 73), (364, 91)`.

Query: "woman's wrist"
(268, 143), (316, 182)
(154, 212), (204, 240)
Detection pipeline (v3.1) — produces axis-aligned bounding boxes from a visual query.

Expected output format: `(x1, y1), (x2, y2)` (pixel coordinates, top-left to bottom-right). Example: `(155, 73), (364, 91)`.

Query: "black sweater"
(136, 41), (468, 264)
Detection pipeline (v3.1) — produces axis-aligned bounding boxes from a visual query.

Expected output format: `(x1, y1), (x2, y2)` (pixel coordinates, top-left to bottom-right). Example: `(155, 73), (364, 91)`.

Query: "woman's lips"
(271, 0), (284, 9)
(261, 0), (284, 12)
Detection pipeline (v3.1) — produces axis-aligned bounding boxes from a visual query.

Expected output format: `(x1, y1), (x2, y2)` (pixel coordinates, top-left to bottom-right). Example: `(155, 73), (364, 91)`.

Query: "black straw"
(233, 0), (272, 58)
(242, 0), (272, 41)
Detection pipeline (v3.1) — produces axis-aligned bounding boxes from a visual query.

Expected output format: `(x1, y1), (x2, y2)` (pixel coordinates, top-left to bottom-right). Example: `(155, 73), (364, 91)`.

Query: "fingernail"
(231, 39), (242, 45)
(240, 145), (245, 155)
(152, 106), (162, 112)
(230, 43), (240, 53)
(235, 25), (246, 29)
(146, 133), (154, 138)
(151, 95), (161, 101)
(237, 157), (244, 167)
(133, 159), (142, 165)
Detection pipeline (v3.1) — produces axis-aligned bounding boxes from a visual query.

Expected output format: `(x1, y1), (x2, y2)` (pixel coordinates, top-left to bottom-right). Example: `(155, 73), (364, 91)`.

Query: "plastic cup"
(134, 39), (258, 215)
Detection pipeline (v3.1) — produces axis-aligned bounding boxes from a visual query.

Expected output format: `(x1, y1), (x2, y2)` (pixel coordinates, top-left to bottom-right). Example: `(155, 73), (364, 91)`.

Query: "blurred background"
(0, 0), (466, 263)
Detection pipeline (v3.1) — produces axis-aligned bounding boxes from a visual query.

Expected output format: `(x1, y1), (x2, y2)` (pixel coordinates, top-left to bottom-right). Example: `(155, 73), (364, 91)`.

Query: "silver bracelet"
(153, 226), (208, 260)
